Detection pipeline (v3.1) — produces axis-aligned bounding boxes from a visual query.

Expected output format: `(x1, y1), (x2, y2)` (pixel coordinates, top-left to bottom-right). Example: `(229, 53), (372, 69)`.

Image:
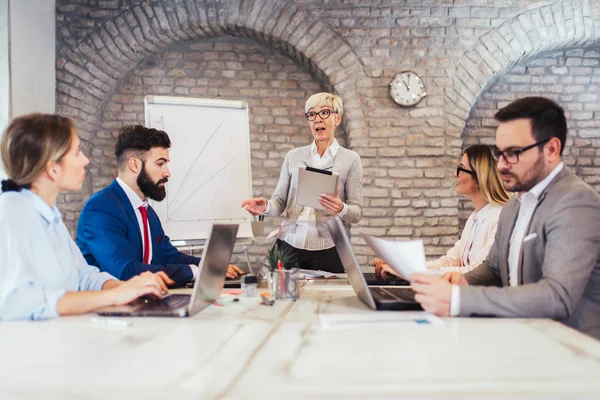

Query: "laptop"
(97, 224), (239, 317)
(325, 217), (422, 311)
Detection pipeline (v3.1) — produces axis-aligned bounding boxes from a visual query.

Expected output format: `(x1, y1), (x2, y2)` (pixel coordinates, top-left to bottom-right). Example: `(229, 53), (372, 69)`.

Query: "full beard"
(137, 163), (168, 201)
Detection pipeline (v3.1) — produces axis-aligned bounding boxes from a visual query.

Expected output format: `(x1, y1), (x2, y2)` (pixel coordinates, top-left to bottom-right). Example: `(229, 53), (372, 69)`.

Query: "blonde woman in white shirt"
(375, 144), (510, 279)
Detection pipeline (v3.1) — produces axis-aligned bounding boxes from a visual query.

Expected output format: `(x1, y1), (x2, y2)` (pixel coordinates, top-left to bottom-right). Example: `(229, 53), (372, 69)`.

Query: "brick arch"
(444, 0), (600, 141)
(56, 0), (367, 152)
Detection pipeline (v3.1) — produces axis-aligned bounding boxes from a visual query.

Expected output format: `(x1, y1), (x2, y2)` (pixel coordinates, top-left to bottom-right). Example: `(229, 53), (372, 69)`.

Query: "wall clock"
(389, 71), (427, 107)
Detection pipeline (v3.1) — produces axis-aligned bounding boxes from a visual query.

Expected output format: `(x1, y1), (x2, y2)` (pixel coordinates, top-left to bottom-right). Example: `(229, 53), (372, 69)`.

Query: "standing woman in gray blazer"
(242, 92), (363, 273)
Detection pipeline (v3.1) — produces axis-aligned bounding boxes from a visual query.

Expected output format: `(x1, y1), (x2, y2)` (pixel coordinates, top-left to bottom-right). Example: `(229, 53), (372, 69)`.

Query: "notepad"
(296, 165), (339, 210)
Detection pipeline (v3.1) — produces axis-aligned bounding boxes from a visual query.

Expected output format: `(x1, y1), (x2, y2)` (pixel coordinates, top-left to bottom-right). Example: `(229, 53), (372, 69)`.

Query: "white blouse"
(426, 204), (503, 274)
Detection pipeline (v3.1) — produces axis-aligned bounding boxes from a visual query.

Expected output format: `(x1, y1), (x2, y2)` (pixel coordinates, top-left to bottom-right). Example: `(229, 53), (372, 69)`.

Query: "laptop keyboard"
(363, 272), (410, 286)
(371, 287), (416, 302)
(137, 294), (190, 310)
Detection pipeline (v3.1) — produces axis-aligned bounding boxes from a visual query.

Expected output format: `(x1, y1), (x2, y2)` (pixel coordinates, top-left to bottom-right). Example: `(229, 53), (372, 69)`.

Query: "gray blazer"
(460, 167), (600, 340)
(266, 144), (363, 248)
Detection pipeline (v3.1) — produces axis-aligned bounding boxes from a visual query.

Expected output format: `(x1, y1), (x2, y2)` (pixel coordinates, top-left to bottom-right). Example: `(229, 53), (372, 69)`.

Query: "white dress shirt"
(116, 177), (152, 261)
(0, 190), (115, 319)
(116, 178), (198, 278)
(427, 203), (502, 273)
(280, 138), (348, 251)
(450, 162), (564, 316)
(507, 162), (564, 286)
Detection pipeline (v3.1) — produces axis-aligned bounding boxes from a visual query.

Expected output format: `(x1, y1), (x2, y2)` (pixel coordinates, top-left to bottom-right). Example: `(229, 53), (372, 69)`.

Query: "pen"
(89, 317), (134, 328)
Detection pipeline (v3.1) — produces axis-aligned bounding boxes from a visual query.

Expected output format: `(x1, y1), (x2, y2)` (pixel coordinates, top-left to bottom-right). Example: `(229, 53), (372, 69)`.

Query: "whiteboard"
(144, 96), (253, 241)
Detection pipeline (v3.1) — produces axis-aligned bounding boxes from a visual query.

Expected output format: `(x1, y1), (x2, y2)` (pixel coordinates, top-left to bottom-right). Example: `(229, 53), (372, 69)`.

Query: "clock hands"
(402, 73), (411, 90)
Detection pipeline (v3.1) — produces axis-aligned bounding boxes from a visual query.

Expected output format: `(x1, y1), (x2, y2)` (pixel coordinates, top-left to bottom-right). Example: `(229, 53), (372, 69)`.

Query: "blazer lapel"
(516, 167), (570, 284)
(110, 180), (144, 246)
(500, 200), (520, 286)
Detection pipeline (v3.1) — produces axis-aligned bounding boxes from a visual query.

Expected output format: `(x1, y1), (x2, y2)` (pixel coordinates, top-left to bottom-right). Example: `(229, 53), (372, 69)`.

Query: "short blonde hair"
(305, 92), (344, 114)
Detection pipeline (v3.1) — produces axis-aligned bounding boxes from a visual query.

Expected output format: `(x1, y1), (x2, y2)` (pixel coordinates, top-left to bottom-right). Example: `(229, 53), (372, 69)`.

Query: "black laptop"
(97, 224), (239, 317)
(325, 217), (421, 311)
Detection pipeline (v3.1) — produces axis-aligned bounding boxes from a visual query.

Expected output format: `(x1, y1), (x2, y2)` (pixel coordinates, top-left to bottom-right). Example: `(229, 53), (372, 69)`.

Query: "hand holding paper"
(361, 234), (426, 279)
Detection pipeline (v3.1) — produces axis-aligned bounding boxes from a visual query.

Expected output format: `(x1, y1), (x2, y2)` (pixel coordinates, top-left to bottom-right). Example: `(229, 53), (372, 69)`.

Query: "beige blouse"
(426, 204), (502, 274)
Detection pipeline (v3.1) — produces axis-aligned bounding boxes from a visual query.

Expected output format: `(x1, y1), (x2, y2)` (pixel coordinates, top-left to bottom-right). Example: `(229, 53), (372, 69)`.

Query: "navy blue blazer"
(76, 180), (199, 286)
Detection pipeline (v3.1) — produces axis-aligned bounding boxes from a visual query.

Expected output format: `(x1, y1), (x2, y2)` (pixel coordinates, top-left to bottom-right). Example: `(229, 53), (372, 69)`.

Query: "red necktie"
(138, 205), (150, 264)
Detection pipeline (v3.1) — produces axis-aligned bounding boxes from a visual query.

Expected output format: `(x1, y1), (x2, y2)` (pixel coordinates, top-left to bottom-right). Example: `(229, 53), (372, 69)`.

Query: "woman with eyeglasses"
(242, 92), (363, 273)
(0, 113), (172, 320)
(375, 144), (510, 278)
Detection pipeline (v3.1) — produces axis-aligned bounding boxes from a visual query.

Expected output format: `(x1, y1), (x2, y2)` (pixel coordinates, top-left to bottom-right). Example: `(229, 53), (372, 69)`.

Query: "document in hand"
(361, 234), (426, 279)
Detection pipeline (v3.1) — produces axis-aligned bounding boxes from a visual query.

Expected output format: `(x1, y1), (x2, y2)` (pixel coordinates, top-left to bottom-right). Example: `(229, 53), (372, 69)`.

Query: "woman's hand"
(241, 197), (267, 216)
(108, 272), (170, 305)
(319, 189), (344, 215)
(374, 258), (402, 279)
(227, 265), (245, 279)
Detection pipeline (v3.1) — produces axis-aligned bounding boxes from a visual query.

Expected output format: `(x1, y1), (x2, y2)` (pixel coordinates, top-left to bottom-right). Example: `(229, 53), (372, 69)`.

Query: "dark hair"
(115, 125), (171, 168)
(1, 113), (74, 191)
(494, 96), (567, 155)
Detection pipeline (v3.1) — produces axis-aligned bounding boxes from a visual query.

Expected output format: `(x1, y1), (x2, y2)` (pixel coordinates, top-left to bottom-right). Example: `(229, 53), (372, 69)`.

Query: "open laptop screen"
(324, 217), (377, 310)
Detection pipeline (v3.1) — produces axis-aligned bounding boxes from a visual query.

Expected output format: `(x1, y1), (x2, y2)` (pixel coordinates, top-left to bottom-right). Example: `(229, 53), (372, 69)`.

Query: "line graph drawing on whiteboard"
(145, 96), (254, 240)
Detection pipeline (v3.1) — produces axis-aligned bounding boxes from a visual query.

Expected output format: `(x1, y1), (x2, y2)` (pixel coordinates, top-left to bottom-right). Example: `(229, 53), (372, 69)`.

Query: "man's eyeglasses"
(304, 109), (338, 121)
(491, 138), (551, 165)
(456, 166), (477, 178)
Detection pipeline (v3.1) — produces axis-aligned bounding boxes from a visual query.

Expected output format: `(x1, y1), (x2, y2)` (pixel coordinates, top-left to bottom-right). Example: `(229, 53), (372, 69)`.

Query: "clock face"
(389, 71), (427, 107)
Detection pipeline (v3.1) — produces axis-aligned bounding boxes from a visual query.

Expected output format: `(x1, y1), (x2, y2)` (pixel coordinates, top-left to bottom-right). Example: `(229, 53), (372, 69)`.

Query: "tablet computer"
(296, 165), (339, 210)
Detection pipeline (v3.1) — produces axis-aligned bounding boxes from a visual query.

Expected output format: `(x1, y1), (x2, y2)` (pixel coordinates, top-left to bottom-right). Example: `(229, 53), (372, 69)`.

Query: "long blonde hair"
(465, 144), (510, 206)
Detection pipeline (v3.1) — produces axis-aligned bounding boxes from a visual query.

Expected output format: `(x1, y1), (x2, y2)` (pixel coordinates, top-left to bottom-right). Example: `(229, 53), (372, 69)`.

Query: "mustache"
(500, 170), (516, 178)
(158, 178), (169, 185)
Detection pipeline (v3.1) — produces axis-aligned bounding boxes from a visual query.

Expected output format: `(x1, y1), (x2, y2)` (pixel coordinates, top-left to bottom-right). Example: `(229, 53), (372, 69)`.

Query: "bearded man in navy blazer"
(76, 125), (243, 287)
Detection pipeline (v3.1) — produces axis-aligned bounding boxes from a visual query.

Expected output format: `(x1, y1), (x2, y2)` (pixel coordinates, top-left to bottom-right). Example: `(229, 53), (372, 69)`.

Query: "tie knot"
(138, 205), (148, 216)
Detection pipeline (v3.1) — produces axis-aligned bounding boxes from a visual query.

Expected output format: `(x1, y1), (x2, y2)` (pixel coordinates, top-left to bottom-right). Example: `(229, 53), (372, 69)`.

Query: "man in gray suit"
(411, 96), (600, 340)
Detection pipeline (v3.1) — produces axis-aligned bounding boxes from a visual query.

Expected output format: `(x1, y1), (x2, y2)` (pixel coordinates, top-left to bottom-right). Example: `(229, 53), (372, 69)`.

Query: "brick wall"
(55, 0), (600, 265)
(460, 48), (600, 227)
(96, 37), (328, 263)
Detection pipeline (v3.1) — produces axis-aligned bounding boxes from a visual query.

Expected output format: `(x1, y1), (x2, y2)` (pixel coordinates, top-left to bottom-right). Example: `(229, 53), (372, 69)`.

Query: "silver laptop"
(97, 224), (239, 317)
(325, 217), (421, 311)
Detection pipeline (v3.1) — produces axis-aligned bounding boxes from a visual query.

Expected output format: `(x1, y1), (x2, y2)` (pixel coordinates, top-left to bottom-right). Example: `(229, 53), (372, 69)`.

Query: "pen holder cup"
(269, 268), (300, 300)
(251, 221), (265, 236)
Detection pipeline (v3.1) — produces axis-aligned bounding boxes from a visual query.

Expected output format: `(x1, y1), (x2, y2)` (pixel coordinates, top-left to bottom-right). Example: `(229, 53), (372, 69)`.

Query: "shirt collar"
(310, 138), (340, 158)
(116, 177), (148, 209)
(519, 162), (564, 201)
(22, 189), (62, 224)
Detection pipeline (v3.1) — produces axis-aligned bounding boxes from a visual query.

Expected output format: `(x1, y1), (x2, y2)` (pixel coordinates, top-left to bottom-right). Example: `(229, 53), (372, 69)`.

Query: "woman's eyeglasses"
(456, 165), (477, 178)
(304, 109), (338, 121)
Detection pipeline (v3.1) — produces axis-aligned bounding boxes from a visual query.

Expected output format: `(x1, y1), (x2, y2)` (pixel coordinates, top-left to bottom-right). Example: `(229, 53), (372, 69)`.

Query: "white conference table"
(1, 278), (600, 399)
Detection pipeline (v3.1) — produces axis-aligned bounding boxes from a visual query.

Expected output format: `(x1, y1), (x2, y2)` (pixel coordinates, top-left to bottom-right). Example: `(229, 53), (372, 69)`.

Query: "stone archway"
(444, 0), (600, 140)
(56, 0), (367, 151)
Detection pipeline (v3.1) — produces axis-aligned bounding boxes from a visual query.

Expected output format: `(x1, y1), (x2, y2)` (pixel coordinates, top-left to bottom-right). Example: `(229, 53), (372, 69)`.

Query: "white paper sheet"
(300, 269), (338, 279)
(320, 312), (443, 330)
(361, 234), (427, 279)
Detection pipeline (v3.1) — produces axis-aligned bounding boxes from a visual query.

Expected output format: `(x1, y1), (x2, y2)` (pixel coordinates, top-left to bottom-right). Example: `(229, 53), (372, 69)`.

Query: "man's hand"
(374, 258), (402, 279)
(440, 271), (468, 286)
(227, 265), (244, 279)
(409, 273), (453, 317)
